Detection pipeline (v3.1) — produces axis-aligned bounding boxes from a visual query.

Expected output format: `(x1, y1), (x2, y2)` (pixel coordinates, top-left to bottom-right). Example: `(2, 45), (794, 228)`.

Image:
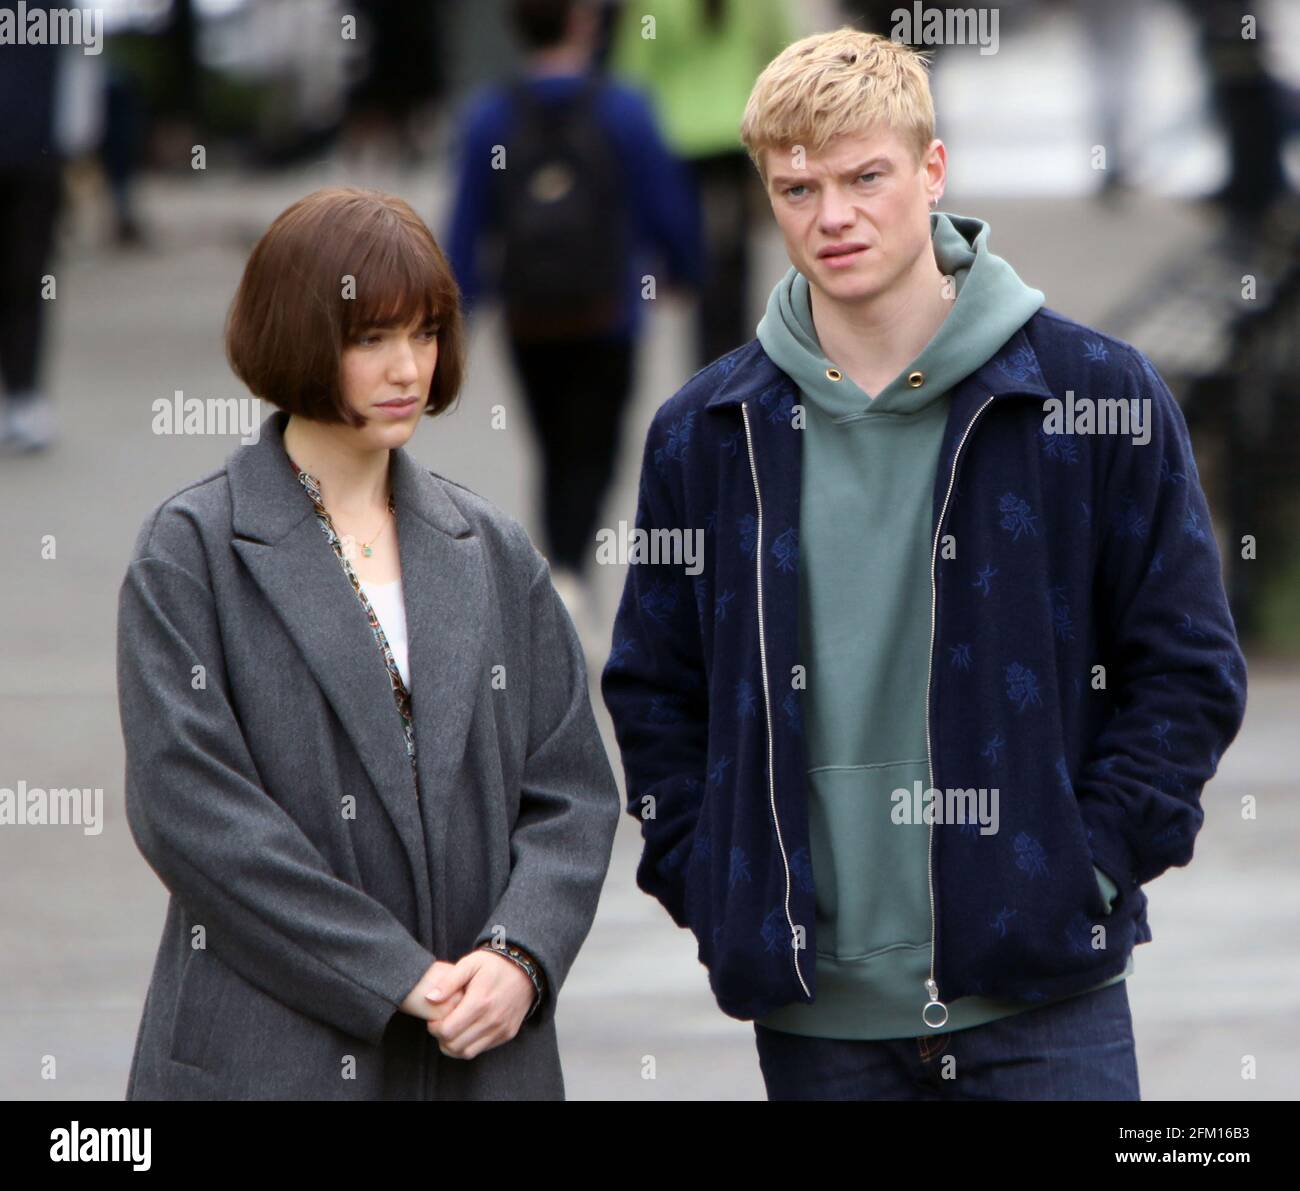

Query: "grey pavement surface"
(1, 151), (1298, 1101)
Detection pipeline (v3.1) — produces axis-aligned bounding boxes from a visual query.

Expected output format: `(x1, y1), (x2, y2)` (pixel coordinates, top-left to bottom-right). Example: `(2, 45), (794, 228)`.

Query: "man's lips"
(818, 242), (869, 259)
(817, 243), (870, 270)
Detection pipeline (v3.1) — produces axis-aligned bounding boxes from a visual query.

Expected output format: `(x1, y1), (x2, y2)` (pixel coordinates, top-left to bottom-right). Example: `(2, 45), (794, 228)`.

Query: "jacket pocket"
(196, 951), (384, 1098)
(1093, 863), (1119, 915)
(169, 948), (232, 1071)
(1065, 792), (1120, 922)
(681, 824), (713, 957)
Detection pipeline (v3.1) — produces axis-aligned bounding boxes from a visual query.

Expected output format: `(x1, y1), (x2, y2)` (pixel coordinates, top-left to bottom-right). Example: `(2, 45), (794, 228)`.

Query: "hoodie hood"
(756, 211), (1045, 420)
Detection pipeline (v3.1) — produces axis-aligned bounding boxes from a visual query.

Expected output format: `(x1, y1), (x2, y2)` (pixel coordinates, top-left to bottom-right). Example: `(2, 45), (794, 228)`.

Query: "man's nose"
(817, 185), (856, 234)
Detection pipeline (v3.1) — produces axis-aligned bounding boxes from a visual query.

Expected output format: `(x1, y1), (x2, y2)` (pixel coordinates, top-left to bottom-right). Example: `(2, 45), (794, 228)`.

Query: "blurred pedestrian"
(609, 0), (793, 368)
(100, 62), (147, 246)
(447, 0), (700, 648)
(1078, 0), (1144, 201)
(0, 13), (65, 454)
(339, 0), (450, 171)
(1177, 0), (1291, 219)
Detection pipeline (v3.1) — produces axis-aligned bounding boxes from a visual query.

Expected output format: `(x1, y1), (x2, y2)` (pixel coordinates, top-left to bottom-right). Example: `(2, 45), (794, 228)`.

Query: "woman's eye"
(417, 326), (438, 341)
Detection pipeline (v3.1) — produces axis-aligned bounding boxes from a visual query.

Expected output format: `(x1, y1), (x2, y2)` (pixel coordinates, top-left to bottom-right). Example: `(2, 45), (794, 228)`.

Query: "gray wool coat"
(117, 409), (620, 1100)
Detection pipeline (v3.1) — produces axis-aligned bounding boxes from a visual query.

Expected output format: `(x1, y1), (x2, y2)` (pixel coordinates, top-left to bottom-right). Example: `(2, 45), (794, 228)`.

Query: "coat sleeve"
(612, 89), (703, 290)
(1074, 347), (1248, 906)
(117, 554), (437, 1047)
(472, 551), (621, 1030)
(444, 87), (498, 315)
(599, 409), (710, 930)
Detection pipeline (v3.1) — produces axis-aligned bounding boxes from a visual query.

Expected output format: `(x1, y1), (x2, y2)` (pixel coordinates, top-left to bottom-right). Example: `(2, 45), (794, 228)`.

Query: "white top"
(360, 577), (411, 691)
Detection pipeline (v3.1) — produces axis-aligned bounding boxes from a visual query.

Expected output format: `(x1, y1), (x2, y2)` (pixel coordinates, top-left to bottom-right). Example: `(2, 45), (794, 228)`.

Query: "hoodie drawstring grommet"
(825, 367), (842, 382)
(908, 370), (925, 388)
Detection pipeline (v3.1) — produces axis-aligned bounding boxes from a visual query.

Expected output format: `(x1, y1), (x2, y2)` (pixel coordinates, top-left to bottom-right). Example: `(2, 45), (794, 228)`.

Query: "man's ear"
(922, 138), (947, 197)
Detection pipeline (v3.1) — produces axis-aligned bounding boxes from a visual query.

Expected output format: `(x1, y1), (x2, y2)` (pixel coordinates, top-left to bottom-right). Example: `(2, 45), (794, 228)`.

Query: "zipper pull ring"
(923, 978), (949, 1029)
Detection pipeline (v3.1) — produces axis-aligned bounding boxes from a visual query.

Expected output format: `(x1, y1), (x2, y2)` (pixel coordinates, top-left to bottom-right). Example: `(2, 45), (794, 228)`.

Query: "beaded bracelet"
(476, 940), (545, 1020)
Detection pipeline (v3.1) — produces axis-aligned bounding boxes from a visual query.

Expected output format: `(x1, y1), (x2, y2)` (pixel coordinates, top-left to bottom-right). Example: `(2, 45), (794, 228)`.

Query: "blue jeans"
(754, 980), (1140, 1100)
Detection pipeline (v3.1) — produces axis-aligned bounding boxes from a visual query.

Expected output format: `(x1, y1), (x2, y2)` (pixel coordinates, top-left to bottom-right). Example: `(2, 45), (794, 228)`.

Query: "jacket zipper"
(922, 393), (997, 1030)
(740, 401), (810, 999)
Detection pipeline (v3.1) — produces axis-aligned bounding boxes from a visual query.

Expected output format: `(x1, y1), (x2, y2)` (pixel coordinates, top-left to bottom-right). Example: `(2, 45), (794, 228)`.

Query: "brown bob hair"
(225, 187), (465, 428)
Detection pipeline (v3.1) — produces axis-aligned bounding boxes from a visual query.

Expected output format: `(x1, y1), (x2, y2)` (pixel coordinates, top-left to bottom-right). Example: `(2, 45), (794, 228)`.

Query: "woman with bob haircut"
(116, 186), (620, 1100)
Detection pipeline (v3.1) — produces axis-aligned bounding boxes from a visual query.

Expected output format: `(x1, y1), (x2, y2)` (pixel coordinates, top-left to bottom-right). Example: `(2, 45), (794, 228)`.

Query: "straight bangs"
(340, 222), (452, 341)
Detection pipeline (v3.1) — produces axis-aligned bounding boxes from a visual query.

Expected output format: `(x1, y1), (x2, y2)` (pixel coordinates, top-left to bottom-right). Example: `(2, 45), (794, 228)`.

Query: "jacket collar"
(229, 408), (472, 544)
(704, 318), (1055, 411)
(226, 409), (487, 934)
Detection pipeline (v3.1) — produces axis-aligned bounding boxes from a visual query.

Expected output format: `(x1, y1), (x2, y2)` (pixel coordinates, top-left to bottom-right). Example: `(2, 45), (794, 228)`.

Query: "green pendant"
(363, 545), (373, 557)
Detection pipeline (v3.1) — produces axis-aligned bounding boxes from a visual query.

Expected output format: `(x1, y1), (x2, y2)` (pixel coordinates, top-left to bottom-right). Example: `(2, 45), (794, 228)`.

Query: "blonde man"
(602, 28), (1245, 1100)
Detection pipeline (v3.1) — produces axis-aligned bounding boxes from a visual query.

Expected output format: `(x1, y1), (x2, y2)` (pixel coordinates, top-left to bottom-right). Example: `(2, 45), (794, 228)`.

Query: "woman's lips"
(374, 397), (419, 417)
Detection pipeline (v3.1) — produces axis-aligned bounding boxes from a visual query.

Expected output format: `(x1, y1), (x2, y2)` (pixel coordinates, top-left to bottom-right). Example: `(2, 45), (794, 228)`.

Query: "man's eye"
(784, 184), (807, 198)
(857, 172), (880, 184)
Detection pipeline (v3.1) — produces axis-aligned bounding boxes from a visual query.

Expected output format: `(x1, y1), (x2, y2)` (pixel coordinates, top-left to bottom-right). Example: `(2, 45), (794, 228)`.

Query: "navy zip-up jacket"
(600, 308), (1247, 1025)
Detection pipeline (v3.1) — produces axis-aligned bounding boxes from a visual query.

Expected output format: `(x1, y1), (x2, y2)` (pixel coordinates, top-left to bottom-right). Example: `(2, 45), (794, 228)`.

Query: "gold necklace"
(284, 449), (394, 559)
(357, 496), (396, 558)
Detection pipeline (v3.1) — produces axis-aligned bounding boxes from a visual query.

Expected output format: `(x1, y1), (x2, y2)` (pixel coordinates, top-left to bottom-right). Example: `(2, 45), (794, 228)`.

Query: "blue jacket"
(445, 72), (702, 339)
(600, 308), (1248, 1025)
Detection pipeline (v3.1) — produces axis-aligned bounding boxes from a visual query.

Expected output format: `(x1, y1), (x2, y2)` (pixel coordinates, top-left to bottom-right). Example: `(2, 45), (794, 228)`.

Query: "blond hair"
(740, 27), (935, 181)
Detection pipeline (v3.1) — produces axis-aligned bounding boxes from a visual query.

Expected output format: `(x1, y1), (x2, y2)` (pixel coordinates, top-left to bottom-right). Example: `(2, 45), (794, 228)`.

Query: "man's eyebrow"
(769, 157), (892, 187)
(842, 157), (891, 176)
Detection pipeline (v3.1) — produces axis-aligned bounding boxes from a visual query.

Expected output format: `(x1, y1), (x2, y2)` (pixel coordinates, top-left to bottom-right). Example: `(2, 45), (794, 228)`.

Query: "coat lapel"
(227, 410), (488, 943)
(390, 422), (489, 952)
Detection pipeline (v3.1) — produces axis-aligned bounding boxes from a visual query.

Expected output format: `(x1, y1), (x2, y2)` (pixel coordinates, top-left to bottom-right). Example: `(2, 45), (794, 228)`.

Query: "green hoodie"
(755, 212), (1132, 1039)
